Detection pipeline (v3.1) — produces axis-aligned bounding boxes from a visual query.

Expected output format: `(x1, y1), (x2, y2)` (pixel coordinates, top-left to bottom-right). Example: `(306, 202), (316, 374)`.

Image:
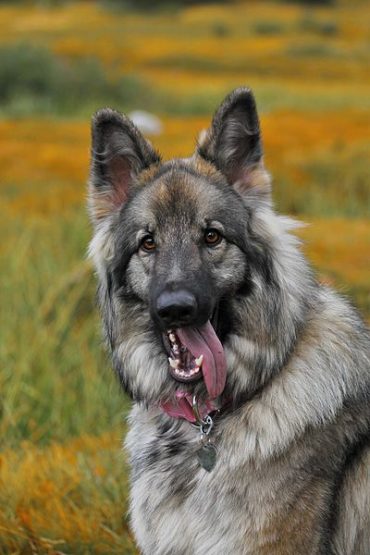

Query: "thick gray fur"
(88, 87), (370, 554)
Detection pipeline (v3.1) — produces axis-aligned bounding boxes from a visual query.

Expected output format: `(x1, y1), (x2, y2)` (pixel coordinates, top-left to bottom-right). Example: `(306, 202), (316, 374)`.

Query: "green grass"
(274, 155), (370, 217)
(0, 42), (153, 117)
(0, 208), (128, 447)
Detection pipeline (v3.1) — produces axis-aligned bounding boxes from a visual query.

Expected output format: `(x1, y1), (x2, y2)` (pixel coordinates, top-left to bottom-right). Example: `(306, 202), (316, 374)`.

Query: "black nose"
(156, 289), (197, 327)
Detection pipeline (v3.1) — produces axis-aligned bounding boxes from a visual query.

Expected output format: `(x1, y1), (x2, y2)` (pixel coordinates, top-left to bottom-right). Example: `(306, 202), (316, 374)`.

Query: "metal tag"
(196, 443), (217, 472)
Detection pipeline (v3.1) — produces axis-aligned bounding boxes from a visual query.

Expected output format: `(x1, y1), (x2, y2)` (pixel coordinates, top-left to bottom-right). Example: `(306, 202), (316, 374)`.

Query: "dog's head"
(88, 88), (311, 405)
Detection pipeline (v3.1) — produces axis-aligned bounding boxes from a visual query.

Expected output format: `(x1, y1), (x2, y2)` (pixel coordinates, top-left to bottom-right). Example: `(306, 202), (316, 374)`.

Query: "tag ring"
(192, 395), (214, 436)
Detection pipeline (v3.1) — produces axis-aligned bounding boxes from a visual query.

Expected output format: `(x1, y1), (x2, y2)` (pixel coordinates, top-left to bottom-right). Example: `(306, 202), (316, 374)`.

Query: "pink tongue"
(176, 321), (226, 399)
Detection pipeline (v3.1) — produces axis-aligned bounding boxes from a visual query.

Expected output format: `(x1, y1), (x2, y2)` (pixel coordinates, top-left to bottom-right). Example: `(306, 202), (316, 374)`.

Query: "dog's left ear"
(197, 87), (270, 198)
(88, 108), (160, 226)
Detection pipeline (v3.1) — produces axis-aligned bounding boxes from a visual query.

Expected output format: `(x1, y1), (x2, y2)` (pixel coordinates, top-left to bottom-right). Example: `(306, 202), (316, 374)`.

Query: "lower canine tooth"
(168, 358), (179, 369)
(195, 355), (204, 367)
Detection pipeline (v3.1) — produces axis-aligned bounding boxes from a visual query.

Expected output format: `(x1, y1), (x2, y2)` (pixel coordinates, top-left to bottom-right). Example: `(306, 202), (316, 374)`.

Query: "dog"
(87, 88), (370, 554)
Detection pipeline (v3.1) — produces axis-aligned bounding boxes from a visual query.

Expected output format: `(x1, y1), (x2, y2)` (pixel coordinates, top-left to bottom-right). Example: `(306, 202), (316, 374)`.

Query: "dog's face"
(88, 88), (307, 404)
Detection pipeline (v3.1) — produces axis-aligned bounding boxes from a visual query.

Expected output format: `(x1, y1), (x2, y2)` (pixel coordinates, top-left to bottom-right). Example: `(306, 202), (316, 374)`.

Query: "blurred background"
(0, 0), (369, 552)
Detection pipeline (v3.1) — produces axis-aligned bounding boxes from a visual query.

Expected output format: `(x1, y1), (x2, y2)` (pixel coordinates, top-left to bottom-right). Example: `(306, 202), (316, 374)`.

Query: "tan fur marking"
(193, 155), (224, 180)
(137, 163), (162, 186)
(257, 481), (324, 554)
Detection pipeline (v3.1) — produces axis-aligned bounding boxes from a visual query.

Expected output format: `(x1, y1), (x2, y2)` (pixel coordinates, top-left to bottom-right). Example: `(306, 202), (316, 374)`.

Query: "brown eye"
(140, 235), (156, 252)
(204, 228), (222, 247)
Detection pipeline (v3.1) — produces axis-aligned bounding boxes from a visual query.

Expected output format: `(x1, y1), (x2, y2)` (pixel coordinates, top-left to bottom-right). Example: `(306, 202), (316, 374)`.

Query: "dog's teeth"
(173, 345), (180, 354)
(169, 333), (176, 344)
(195, 355), (204, 367)
(168, 357), (179, 369)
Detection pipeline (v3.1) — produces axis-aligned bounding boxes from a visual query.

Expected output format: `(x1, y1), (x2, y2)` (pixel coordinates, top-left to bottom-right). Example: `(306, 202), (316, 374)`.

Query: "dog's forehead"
(134, 159), (236, 228)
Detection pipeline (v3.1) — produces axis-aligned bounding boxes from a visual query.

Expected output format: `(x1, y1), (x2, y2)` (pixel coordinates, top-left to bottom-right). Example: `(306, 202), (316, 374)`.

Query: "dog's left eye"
(204, 228), (222, 247)
(140, 235), (156, 252)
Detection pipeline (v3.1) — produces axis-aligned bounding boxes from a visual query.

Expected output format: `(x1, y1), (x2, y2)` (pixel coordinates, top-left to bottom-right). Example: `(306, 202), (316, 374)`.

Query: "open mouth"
(164, 319), (227, 399)
(167, 330), (204, 383)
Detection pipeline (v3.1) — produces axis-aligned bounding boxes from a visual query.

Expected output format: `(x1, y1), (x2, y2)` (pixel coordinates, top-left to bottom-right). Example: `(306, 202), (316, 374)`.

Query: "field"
(0, 1), (369, 553)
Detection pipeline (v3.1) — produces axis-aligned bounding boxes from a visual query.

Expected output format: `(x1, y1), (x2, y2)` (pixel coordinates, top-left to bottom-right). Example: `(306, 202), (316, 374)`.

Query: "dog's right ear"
(89, 108), (160, 226)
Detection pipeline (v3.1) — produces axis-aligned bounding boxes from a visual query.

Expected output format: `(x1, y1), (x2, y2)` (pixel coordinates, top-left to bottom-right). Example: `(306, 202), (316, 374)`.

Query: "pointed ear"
(197, 87), (270, 199)
(88, 108), (160, 225)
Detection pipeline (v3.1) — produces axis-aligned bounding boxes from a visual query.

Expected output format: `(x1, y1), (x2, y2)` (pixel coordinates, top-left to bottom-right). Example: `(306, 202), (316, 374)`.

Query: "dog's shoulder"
(229, 285), (370, 460)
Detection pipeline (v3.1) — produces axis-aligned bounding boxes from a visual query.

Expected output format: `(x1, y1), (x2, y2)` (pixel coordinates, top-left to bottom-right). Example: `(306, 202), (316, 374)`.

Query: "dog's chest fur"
(125, 405), (333, 555)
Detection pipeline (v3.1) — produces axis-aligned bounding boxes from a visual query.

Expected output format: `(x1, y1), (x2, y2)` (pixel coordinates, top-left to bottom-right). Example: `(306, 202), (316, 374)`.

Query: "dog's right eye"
(140, 235), (156, 252)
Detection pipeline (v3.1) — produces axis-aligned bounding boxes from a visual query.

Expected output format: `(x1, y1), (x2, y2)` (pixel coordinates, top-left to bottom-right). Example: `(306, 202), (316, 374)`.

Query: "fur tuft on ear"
(88, 108), (161, 226)
(197, 87), (270, 199)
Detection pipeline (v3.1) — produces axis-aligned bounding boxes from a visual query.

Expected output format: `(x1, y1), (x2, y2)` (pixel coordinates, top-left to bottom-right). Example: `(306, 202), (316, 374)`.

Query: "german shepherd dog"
(88, 88), (370, 554)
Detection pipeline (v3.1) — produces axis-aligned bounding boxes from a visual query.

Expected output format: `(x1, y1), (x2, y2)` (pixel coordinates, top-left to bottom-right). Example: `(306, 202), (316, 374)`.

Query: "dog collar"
(160, 393), (222, 472)
(160, 391), (222, 424)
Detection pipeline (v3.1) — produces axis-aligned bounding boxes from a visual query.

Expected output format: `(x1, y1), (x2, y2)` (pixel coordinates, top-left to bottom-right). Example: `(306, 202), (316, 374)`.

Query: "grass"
(0, 0), (369, 552)
(0, 433), (138, 554)
(0, 209), (130, 447)
(0, 42), (154, 117)
(0, 1), (369, 115)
